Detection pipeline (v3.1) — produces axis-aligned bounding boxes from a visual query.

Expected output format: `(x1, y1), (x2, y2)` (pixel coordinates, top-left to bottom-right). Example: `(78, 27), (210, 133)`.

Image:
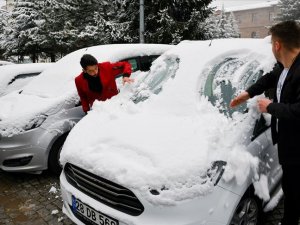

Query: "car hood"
(0, 92), (75, 137)
(0, 63), (51, 96)
(60, 89), (259, 205)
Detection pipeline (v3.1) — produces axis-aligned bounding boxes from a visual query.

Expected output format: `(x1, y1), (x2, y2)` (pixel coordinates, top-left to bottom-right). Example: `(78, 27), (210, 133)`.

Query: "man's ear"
(275, 40), (281, 52)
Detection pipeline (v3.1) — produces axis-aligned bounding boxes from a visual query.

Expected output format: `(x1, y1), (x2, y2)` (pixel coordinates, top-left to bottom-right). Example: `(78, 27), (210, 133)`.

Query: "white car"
(0, 44), (172, 174)
(0, 63), (51, 97)
(60, 38), (283, 225)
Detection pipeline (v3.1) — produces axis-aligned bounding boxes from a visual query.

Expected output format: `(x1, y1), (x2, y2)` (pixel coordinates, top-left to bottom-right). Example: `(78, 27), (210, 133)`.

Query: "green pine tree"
(277, 0), (300, 21)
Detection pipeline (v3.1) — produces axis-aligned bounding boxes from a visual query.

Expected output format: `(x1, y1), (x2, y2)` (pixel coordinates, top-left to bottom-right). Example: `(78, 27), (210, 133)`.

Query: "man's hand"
(122, 77), (134, 85)
(257, 98), (272, 113)
(230, 91), (250, 108)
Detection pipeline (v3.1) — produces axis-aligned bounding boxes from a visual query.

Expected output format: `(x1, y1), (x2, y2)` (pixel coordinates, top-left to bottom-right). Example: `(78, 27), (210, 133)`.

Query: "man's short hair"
(80, 54), (98, 69)
(270, 20), (300, 50)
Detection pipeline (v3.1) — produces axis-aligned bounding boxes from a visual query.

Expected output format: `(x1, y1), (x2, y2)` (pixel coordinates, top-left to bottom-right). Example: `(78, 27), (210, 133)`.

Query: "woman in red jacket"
(75, 54), (133, 113)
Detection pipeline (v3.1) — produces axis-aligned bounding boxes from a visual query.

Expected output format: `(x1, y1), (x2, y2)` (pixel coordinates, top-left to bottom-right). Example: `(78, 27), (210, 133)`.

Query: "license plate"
(72, 195), (119, 225)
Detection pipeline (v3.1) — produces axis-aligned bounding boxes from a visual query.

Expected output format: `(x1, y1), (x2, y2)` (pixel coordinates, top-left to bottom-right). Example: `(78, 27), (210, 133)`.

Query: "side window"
(114, 58), (139, 79)
(122, 55), (160, 73)
(251, 114), (270, 141)
(127, 58), (139, 72)
(140, 55), (160, 71)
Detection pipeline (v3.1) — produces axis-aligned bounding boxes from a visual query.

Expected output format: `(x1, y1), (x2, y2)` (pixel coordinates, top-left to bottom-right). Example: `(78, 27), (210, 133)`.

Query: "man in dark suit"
(230, 20), (300, 225)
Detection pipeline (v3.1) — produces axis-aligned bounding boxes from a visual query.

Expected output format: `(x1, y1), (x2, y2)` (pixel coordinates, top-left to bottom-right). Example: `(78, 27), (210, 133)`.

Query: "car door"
(250, 114), (281, 193)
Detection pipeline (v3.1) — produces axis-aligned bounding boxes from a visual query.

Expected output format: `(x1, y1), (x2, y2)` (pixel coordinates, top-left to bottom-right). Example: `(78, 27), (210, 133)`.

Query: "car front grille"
(64, 163), (144, 216)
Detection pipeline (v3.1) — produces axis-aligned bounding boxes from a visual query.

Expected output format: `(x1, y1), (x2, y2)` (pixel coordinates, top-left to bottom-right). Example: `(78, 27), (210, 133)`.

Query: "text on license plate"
(72, 195), (119, 225)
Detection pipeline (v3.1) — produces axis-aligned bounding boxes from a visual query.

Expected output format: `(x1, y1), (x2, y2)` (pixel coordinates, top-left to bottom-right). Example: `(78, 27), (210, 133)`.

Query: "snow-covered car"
(0, 44), (172, 174)
(0, 60), (14, 66)
(0, 63), (52, 97)
(60, 38), (283, 225)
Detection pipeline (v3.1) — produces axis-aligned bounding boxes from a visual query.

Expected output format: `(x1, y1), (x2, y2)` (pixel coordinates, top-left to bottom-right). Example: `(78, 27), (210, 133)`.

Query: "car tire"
(230, 188), (263, 225)
(48, 133), (69, 175)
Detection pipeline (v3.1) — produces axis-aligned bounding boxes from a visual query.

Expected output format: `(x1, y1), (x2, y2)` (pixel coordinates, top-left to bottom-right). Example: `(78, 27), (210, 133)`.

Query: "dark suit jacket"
(247, 53), (300, 165)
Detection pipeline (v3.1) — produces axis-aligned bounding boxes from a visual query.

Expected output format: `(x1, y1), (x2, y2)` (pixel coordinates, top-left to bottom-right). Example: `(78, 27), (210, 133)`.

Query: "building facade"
(1, 0), (15, 11)
(226, 1), (280, 38)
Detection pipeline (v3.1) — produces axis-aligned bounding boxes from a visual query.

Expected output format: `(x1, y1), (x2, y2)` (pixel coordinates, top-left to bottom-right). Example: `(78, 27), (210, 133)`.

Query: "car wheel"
(230, 195), (262, 225)
(48, 133), (69, 175)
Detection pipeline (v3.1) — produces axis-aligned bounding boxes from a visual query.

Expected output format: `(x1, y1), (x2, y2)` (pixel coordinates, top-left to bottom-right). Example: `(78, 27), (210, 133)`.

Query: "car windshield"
(202, 54), (264, 117)
(130, 54), (180, 103)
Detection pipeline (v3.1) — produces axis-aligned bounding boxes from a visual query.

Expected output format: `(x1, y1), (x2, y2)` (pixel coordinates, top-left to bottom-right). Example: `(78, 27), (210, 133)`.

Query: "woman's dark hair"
(80, 54), (98, 69)
(270, 20), (300, 50)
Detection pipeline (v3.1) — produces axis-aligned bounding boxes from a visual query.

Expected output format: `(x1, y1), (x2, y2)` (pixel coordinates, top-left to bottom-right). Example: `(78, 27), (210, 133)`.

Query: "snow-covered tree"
(115, 0), (213, 44)
(202, 10), (240, 39)
(227, 12), (240, 38)
(3, 0), (45, 62)
(145, 8), (177, 44)
(59, 0), (116, 49)
(1, 0), (228, 61)
(277, 0), (300, 21)
(37, 0), (68, 61)
(0, 10), (8, 59)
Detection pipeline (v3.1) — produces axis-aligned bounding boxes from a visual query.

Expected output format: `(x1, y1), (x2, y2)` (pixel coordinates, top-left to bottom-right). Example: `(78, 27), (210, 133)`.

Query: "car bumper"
(0, 127), (57, 172)
(60, 170), (241, 225)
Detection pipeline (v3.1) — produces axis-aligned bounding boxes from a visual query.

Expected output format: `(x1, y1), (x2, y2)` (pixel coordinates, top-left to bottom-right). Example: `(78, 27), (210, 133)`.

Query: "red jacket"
(75, 61), (131, 113)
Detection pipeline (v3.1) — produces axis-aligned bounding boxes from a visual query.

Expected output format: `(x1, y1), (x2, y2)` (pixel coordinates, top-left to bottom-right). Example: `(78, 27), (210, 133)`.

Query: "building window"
(251, 31), (259, 38)
(252, 13), (257, 23)
(269, 12), (275, 21)
(236, 15), (242, 24)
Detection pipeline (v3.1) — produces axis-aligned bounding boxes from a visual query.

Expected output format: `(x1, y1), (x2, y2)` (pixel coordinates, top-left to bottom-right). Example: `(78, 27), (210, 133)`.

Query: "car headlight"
(149, 161), (227, 196)
(207, 160), (227, 186)
(24, 114), (47, 131)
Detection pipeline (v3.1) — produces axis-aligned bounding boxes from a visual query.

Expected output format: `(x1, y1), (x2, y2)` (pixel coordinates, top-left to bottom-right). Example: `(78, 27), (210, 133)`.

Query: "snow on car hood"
(60, 38), (276, 205)
(0, 92), (69, 137)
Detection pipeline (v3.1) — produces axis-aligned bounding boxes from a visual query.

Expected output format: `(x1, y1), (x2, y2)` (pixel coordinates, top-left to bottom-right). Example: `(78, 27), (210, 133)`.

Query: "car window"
(251, 114), (270, 141)
(124, 55), (161, 73)
(140, 55), (160, 71)
(202, 56), (263, 117)
(127, 58), (139, 72)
